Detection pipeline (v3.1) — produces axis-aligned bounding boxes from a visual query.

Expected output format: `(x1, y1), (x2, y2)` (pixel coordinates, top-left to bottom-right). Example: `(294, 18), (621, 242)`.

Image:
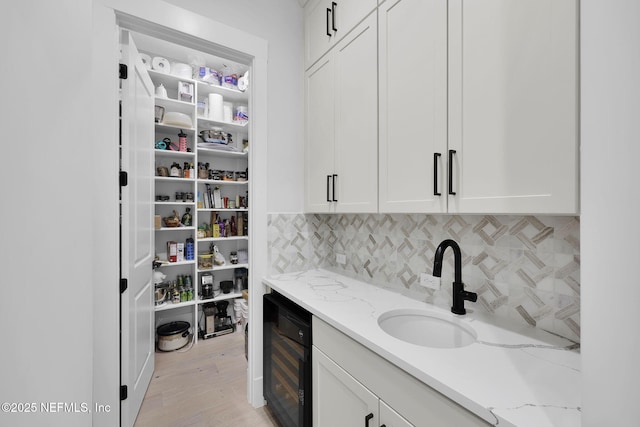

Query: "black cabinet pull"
(331, 2), (338, 32)
(434, 152), (442, 196)
(448, 149), (456, 195)
(365, 413), (374, 427)
(332, 174), (338, 202)
(326, 175), (332, 202)
(326, 8), (332, 37)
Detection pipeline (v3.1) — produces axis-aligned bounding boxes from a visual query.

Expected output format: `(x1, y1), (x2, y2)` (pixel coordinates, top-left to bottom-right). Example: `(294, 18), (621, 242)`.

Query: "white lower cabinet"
(313, 317), (490, 427)
(313, 346), (384, 427)
(380, 401), (414, 427)
(314, 345), (413, 427)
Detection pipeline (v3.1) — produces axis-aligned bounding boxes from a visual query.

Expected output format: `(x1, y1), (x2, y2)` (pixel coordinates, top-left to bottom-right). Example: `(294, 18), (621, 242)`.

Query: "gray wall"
(165, 0), (305, 213)
(581, 0), (640, 425)
(0, 1), (95, 426)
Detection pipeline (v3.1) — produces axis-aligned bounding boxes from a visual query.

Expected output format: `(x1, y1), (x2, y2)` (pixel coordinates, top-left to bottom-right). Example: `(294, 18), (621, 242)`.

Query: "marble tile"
(267, 213), (581, 342)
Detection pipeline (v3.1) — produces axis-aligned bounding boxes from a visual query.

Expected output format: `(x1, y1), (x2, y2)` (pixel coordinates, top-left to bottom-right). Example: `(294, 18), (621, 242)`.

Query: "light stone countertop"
(263, 269), (581, 427)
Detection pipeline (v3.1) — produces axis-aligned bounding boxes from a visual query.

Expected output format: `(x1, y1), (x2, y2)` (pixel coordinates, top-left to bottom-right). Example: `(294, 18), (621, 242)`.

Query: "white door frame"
(91, 2), (269, 425)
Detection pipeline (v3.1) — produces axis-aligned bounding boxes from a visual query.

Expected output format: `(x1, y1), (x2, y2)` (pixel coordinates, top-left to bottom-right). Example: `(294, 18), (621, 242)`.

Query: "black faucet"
(432, 239), (477, 315)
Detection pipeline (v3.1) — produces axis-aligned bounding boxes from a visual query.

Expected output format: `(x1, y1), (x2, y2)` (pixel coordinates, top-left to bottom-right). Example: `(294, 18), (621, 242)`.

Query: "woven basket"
(163, 211), (181, 227)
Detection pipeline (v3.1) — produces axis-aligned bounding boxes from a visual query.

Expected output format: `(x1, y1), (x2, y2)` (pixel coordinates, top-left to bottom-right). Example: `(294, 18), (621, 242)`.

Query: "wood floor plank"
(135, 330), (280, 427)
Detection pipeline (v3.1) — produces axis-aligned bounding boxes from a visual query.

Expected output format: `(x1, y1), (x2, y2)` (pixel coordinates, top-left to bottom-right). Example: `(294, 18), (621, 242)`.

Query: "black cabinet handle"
(434, 152), (442, 196)
(331, 2), (338, 32)
(365, 413), (374, 427)
(326, 8), (332, 37)
(332, 174), (338, 202)
(448, 149), (456, 195)
(326, 175), (332, 202)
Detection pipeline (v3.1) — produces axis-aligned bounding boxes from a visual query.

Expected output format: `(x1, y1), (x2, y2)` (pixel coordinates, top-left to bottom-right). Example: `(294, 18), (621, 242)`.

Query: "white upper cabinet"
(308, 0), (579, 215)
(447, 0), (579, 214)
(378, 0), (448, 213)
(305, 0), (377, 69)
(305, 13), (378, 213)
(305, 56), (336, 212)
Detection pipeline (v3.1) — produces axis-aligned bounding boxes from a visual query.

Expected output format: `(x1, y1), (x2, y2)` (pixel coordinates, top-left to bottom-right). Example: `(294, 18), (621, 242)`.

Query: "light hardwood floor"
(135, 329), (280, 427)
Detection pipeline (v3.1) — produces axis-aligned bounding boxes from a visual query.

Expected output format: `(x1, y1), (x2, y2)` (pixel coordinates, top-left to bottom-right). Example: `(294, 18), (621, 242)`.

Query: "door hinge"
(120, 171), (128, 187)
(120, 385), (128, 401)
(119, 63), (128, 80)
(120, 278), (128, 294)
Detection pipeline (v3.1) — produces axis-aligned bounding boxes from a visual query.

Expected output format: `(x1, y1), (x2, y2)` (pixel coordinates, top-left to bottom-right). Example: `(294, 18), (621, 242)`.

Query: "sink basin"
(378, 309), (477, 349)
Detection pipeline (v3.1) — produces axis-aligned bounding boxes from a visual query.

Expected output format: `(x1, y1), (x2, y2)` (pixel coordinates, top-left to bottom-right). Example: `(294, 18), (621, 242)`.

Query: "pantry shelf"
(197, 236), (249, 243)
(197, 263), (249, 273)
(155, 300), (195, 312)
(147, 40), (251, 346)
(155, 260), (196, 268)
(197, 291), (244, 305)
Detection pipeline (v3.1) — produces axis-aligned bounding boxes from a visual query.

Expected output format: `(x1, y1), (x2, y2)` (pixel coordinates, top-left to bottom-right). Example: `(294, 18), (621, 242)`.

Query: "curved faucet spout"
(432, 239), (476, 315)
(433, 239), (462, 283)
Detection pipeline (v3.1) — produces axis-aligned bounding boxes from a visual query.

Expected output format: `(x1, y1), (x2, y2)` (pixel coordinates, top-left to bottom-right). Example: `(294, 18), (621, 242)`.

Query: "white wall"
(0, 1), (95, 426)
(581, 1), (640, 425)
(165, 0), (306, 213)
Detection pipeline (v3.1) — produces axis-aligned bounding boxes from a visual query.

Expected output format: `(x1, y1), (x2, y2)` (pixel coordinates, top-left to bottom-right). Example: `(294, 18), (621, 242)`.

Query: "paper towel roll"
(139, 53), (151, 69)
(152, 56), (170, 74)
(223, 102), (233, 123)
(208, 93), (224, 122)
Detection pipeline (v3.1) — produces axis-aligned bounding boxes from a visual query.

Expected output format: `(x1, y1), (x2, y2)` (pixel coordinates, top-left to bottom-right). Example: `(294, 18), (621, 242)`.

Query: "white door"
(120, 30), (155, 427)
(333, 13), (378, 213)
(378, 0), (448, 213)
(313, 346), (379, 427)
(305, 55), (335, 213)
(448, 0), (578, 214)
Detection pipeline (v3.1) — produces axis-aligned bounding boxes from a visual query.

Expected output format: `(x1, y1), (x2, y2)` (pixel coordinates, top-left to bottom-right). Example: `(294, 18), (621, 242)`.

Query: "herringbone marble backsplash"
(267, 213), (580, 342)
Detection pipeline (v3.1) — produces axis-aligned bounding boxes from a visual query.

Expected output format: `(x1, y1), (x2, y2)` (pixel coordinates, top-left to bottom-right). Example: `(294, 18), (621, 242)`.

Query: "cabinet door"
(313, 346), (379, 427)
(448, 0), (579, 214)
(333, 13), (378, 213)
(305, 56), (335, 213)
(305, 0), (335, 69)
(330, 0), (377, 44)
(378, 0), (448, 213)
(305, 0), (377, 69)
(380, 400), (414, 427)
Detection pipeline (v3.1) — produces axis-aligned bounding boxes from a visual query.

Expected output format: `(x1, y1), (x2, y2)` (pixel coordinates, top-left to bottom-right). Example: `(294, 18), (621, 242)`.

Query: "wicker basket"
(163, 211), (181, 228)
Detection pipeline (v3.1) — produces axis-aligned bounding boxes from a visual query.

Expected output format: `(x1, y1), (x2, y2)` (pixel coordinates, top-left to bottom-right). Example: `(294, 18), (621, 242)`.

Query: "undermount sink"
(378, 309), (477, 349)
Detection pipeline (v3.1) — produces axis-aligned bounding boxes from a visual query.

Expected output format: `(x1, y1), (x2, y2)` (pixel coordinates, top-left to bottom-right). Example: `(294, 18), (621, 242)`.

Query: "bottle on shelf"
(170, 162), (182, 177)
(185, 236), (194, 261)
(178, 129), (188, 152)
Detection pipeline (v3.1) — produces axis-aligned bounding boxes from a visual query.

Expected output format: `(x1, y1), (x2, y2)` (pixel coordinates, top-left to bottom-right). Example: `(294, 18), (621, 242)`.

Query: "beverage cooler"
(263, 292), (312, 427)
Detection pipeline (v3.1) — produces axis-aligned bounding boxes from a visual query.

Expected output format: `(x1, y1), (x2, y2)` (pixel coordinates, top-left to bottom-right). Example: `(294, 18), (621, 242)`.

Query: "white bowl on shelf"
(162, 111), (193, 128)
